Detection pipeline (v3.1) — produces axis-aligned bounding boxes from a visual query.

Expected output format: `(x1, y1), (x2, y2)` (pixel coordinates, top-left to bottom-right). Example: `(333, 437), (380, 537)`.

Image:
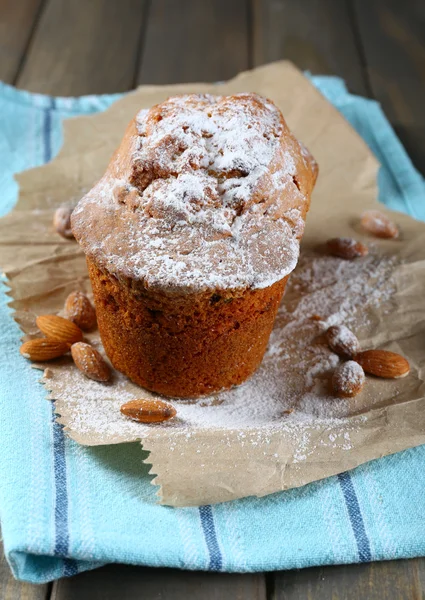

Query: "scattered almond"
(326, 325), (360, 359)
(360, 210), (399, 239)
(326, 237), (368, 259)
(282, 408), (294, 416)
(20, 339), (69, 362)
(71, 342), (111, 382)
(53, 205), (74, 239)
(354, 349), (410, 379)
(36, 314), (83, 344)
(65, 291), (97, 331)
(309, 314), (323, 321)
(120, 399), (177, 423)
(332, 361), (365, 398)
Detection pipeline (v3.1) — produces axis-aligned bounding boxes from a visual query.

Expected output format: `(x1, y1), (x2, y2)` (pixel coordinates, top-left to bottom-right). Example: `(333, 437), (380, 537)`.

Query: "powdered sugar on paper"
(46, 249), (396, 454)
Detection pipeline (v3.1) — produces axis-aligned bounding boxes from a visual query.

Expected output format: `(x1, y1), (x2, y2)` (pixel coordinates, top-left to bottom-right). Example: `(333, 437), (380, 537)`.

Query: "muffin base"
(87, 258), (287, 398)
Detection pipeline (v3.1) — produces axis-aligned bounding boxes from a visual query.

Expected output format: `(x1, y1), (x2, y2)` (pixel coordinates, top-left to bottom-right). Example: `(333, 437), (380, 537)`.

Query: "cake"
(72, 93), (318, 398)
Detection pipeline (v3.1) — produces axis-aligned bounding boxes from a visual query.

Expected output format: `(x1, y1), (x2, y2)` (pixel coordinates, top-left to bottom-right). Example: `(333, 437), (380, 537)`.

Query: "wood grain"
(252, 0), (369, 96)
(0, 539), (49, 600)
(50, 565), (266, 600)
(0, 0), (45, 83)
(353, 0), (425, 173)
(137, 0), (250, 84)
(16, 0), (148, 95)
(272, 559), (425, 599)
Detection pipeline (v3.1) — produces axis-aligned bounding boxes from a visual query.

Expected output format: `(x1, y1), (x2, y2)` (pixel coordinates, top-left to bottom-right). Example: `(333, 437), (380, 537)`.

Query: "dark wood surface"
(50, 566), (266, 600)
(273, 559), (425, 600)
(1, 0), (424, 598)
(0, 0), (44, 83)
(17, 0), (149, 94)
(252, 0), (370, 96)
(352, 0), (425, 176)
(138, 0), (250, 85)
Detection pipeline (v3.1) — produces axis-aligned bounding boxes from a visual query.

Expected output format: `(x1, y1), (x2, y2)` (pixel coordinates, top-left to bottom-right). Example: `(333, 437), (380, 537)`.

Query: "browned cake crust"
(89, 259), (287, 397)
(72, 93), (317, 398)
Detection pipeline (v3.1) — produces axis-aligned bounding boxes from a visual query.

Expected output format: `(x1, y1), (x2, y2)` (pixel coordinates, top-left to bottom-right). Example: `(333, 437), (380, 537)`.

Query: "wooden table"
(1, 0), (424, 598)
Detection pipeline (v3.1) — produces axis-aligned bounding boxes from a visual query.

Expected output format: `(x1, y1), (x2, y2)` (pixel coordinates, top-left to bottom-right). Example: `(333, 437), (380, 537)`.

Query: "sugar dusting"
(47, 249), (396, 457)
(332, 361), (366, 397)
(72, 94), (314, 292)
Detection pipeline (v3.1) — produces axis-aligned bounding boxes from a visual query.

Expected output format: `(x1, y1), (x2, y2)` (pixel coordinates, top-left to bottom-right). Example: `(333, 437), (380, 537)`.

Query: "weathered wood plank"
(252, 0), (369, 96)
(51, 565), (266, 600)
(137, 0), (250, 84)
(0, 539), (49, 600)
(17, 0), (148, 95)
(352, 0), (425, 173)
(0, 0), (45, 83)
(272, 559), (425, 599)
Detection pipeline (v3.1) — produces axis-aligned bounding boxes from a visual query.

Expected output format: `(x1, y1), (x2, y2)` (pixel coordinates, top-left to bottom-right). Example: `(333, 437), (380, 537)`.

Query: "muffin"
(72, 93), (318, 398)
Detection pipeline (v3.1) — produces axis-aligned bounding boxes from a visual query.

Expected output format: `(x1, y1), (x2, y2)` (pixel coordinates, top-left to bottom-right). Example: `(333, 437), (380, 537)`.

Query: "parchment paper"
(2, 62), (425, 506)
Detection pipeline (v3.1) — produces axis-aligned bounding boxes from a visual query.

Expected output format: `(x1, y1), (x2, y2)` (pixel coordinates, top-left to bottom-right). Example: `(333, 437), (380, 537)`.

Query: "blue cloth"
(0, 78), (424, 584)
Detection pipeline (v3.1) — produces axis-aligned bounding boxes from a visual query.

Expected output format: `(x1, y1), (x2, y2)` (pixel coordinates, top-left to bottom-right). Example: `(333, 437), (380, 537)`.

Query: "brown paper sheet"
(2, 61), (425, 506)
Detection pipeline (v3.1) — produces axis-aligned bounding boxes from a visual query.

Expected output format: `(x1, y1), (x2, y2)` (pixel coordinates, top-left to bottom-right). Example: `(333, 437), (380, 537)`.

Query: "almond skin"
(326, 325), (360, 359)
(71, 342), (111, 382)
(360, 210), (399, 239)
(354, 349), (410, 379)
(20, 339), (69, 362)
(36, 314), (83, 344)
(65, 291), (97, 331)
(53, 206), (74, 239)
(326, 237), (369, 259)
(120, 399), (177, 423)
(332, 361), (365, 398)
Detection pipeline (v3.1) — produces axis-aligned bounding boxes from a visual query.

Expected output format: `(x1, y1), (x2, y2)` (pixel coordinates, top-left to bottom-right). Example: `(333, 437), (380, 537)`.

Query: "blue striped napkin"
(0, 77), (425, 584)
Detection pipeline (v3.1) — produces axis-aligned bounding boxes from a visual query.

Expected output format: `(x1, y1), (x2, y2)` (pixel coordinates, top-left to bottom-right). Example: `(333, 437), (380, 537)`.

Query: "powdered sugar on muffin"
(72, 93), (317, 293)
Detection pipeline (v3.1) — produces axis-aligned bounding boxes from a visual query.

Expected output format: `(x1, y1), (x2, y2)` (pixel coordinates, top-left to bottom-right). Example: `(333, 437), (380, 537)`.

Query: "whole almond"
(53, 206), (74, 239)
(36, 314), (83, 344)
(360, 210), (399, 239)
(120, 399), (177, 423)
(326, 237), (368, 259)
(65, 291), (97, 331)
(354, 349), (410, 378)
(332, 361), (365, 398)
(326, 325), (360, 359)
(71, 342), (111, 382)
(20, 339), (69, 362)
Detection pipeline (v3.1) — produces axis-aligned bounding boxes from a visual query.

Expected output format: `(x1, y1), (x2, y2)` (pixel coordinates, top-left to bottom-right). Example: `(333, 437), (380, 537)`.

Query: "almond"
(326, 325), (360, 359)
(326, 237), (368, 259)
(282, 408), (294, 416)
(71, 342), (111, 382)
(36, 314), (83, 344)
(354, 349), (410, 379)
(64, 291), (97, 331)
(20, 339), (69, 362)
(53, 205), (74, 239)
(120, 399), (177, 423)
(360, 210), (399, 239)
(332, 361), (365, 398)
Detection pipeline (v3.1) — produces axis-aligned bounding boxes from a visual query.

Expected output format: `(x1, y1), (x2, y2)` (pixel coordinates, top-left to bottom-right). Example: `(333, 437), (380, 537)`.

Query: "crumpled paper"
(2, 61), (425, 506)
